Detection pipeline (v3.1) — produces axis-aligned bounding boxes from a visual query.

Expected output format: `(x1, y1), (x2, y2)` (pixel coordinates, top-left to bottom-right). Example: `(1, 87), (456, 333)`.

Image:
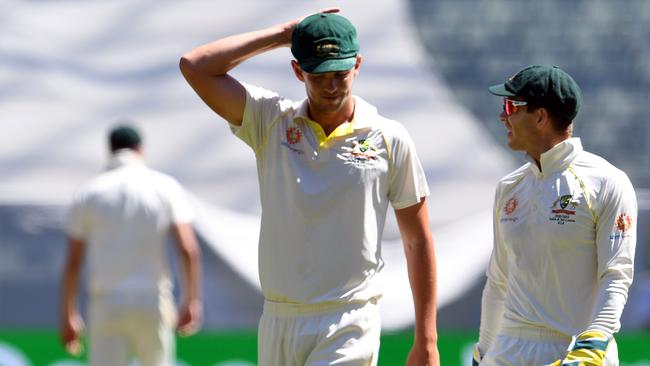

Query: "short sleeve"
(386, 122), (429, 210)
(67, 190), (90, 240)
(230, 83), (285, 154)
(163, 177), (194, 224)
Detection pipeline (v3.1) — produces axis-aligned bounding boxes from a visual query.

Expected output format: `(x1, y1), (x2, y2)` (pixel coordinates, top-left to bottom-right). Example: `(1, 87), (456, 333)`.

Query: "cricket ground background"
(2, 0), (649, 365)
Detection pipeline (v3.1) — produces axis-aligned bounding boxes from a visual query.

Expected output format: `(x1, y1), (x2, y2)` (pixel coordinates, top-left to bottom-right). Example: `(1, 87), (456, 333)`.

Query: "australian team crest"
(549, 194), (579, 225)
(551, 194), (579, 214)
(338, 138), (384, 166)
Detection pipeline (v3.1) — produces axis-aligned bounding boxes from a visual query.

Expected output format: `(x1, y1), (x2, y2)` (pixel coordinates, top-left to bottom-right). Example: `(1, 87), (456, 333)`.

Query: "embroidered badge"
(550, 194), (578, 215)
(315, 42), (340, 58)
(549, 194), (579, 225)
(338, 138), (383, 167)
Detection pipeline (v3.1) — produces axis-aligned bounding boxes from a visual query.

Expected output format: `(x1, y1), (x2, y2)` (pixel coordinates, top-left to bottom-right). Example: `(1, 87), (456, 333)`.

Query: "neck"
(308, 97), (356, 136)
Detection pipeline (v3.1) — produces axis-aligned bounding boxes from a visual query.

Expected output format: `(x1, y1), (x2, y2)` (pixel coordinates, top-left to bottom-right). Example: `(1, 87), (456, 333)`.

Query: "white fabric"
(231, 84), (429, 305)
(479, 138), (637, 356)
(258, 300), (380, 366)
(88, 295), (177, 366)
(479, 328), (619, 366)
(67, 150), (194, 300)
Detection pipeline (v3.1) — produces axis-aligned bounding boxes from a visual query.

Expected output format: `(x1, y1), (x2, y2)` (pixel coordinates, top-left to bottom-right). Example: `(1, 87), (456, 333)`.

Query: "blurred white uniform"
(478, 138), (637, 365)
(231, 84), (429, 365)
(68, 150), (194, 366)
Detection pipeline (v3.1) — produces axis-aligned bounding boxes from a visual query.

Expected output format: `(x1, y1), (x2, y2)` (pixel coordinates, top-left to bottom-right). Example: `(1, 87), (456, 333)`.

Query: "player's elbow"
(179, 54), (200, 81)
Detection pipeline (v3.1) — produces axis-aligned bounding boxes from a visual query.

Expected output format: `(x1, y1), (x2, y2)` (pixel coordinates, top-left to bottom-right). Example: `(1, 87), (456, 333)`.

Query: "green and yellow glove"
(472, 343), (482, 366)
(545, 330), (611, 366)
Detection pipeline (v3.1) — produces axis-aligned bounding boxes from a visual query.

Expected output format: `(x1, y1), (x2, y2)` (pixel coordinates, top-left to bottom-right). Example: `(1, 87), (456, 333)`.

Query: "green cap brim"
(301, 57), (357, 74)
(488, 83), (516, 97)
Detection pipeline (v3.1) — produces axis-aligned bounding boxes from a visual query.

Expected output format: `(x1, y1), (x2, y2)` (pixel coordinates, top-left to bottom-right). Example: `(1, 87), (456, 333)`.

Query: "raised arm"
(395, 198), (440, 366)
(179, 8), (339, 125)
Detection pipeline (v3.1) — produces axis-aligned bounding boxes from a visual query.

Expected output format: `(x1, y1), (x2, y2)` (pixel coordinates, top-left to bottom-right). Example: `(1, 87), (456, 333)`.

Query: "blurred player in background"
(180, 8), (439, 366)
(472, 65), (637, 365)
(60, 124), (203, 366)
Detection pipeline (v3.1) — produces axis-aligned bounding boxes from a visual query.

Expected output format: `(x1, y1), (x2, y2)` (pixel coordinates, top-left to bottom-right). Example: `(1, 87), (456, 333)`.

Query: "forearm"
(61, 238), (84, 318)
(404, 237), (438, 345)
(61, 268), (79, 318)
(180, 22), (293, 77)
(181, 247), (201, 304)
(478, 278), (506, 353)
(173, 223), (202, 304)
(587, 269), (632, 336)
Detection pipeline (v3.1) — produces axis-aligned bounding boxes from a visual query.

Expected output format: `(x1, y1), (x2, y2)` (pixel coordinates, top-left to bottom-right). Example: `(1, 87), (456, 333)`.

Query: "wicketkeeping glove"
(544, 330), (611, 366)
(472, 343), (482, 366)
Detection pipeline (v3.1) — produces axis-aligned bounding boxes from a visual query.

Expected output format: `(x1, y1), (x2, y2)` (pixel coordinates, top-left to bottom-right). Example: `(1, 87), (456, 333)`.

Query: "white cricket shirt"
(67, 150), (194, 303)
(479, 138), (637, 351)
(231, 84), (429, 305)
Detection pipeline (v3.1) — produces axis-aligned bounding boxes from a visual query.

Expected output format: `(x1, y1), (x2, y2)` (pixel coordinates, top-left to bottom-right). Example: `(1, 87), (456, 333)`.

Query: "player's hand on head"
(282, 7), (342, 45)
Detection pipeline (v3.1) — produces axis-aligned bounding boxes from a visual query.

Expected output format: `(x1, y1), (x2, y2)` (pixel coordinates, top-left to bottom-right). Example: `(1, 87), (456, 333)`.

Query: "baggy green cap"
(109, 124), (141, 150)
(291, 13), (359, 74)
(489, 65), (582, 121)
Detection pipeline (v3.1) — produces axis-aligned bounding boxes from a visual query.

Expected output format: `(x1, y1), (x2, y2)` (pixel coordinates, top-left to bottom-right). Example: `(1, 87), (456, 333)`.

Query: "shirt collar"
(293, 96), (377, 130)
(526, 137), (582, 176)
(106, 149), (144, 170)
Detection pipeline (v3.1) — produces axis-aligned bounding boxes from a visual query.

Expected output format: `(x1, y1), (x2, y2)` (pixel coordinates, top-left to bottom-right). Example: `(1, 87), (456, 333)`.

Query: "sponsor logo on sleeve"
(610, 212), (633, 239)
(500, 197), (519, 222)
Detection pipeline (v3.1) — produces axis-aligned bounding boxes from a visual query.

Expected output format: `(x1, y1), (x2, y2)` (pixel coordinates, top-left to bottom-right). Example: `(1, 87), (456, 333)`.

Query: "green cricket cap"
(109, 124), (141, 151)
(291, 13), (359, 74)
(489, 65), (582, 121)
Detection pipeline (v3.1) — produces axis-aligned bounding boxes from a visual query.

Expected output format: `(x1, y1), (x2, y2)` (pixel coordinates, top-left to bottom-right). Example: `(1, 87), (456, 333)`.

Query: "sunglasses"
(503, 98), (528, 116)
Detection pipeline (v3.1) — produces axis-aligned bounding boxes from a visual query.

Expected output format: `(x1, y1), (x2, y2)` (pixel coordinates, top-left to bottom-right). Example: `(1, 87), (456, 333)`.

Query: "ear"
(536, 107), (550, 129)
(353, 54), (363, 75)
(291, 60), (305, 82)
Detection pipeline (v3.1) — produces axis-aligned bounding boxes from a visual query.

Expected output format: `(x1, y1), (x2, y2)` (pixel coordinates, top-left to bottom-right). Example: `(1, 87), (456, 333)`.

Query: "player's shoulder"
(243, 82), (299, 113)
(143, 166), (183, 188)
(498, 162), (531, 187)
(573, 150), (619, 172)
(357, 98), (411, 141)
(573, 150), (634, 191)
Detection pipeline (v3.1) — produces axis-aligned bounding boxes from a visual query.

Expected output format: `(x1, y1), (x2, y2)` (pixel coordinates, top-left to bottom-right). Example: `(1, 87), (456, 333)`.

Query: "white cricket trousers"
(258, 299), (381, 366)
(480, 326), (619, 366)
(88, 295), (177, 366)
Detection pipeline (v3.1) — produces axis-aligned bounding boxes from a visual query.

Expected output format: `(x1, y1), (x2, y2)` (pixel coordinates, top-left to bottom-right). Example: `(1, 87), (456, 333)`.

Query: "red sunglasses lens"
(504, 99), (514, 115)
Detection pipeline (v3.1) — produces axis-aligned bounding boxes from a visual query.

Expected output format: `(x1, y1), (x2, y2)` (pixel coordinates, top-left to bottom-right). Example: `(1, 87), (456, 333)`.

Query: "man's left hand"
(544, 330), (611, 366)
